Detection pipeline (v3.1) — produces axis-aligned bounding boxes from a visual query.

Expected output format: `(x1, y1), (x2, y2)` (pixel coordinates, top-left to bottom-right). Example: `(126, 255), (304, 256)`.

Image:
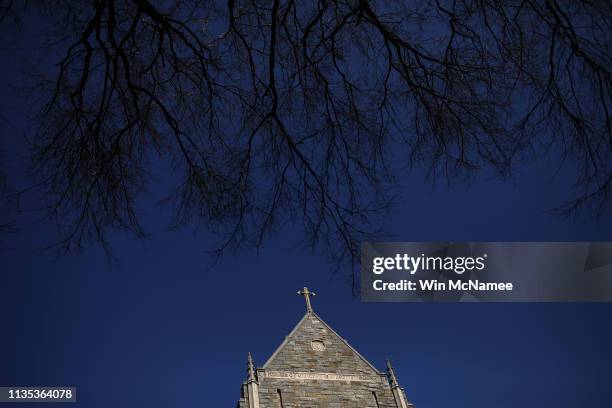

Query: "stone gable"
(262, 313), (380, 376)
(237, 305), (413, 408)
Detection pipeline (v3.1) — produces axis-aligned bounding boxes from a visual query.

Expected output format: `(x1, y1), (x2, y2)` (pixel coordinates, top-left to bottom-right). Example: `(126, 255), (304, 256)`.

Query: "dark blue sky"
(1, 8), (612, 408)
(2, 159), (611, 407)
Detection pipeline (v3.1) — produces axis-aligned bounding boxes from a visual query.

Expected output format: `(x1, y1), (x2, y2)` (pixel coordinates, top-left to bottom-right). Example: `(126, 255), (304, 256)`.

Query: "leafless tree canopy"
(5, 0), (612, 260)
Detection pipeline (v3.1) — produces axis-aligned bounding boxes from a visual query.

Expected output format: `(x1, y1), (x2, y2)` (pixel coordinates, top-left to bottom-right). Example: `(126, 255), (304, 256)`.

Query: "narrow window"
(372, 391), (380, 408)
(277, 389), (284, 408)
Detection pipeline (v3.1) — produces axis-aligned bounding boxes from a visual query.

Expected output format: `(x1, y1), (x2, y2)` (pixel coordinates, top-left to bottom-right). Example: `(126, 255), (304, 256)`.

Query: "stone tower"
(236, 288), (414, 408)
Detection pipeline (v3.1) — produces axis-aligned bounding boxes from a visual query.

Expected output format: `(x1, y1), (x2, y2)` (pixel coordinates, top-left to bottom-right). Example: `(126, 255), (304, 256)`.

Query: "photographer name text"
(373, 279), (513, 292)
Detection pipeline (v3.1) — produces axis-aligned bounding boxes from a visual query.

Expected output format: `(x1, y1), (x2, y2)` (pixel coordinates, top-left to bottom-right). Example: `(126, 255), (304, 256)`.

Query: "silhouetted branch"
(12, 0), (610, 268)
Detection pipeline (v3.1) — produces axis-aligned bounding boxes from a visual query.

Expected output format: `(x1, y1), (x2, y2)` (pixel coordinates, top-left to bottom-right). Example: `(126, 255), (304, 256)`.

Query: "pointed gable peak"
(262, 311), (381, 376)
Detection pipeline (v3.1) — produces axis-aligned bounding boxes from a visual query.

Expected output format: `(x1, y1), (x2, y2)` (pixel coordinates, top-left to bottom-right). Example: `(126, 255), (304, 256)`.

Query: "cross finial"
(297, 287), (316, 312)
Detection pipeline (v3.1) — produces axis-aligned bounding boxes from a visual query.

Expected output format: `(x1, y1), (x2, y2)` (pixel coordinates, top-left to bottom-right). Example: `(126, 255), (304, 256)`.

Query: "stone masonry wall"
(257, 376), (397, 408)
(251, 313), (400, 408)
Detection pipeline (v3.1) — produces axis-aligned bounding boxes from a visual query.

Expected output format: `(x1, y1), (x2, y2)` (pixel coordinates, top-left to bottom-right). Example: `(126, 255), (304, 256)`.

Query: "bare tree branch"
(2, 0), (608, 274)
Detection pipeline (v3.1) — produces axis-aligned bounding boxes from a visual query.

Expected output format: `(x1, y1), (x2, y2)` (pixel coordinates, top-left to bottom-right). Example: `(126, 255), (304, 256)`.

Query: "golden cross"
(297, 287), (316, 312)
